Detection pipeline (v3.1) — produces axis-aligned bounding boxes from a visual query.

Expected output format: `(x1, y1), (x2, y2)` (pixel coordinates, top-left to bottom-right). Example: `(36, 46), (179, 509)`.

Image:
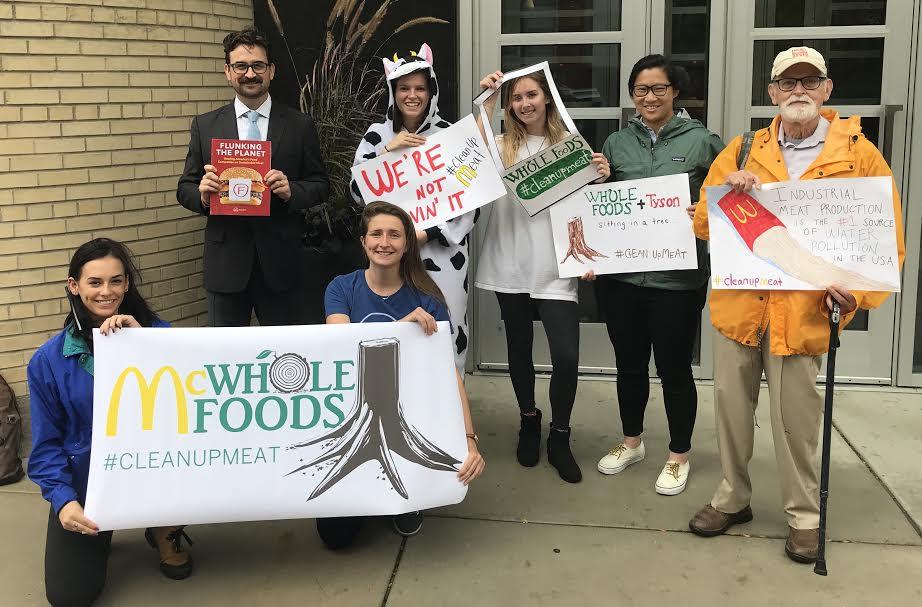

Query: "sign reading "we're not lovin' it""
(84, 323), (468, 530)
(351, 114), (506, 229)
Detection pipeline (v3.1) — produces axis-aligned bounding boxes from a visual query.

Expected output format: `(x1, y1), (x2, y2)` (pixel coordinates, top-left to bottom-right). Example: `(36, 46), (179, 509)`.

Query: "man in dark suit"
(177, 26), (330, 326)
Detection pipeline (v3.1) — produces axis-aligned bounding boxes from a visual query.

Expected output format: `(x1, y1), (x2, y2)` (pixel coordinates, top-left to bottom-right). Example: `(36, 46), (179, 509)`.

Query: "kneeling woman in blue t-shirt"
(317, 201), (485, 547)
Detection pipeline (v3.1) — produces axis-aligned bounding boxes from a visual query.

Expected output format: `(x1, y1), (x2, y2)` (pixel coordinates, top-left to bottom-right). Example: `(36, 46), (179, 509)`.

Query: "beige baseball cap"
(770, 46), (827, 79)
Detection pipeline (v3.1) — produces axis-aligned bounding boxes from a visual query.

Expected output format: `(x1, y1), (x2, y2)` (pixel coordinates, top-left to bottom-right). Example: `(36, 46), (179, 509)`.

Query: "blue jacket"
(27, 320), (168, 514)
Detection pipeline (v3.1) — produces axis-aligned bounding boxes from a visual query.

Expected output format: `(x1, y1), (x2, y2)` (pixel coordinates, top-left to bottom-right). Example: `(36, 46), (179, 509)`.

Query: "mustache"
(239, 77), (263, 84)
(783, 95), (813, 105)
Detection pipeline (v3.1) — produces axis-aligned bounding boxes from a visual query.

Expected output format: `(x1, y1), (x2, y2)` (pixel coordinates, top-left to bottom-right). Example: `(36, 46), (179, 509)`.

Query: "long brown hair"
(361, 201), (445, 304)
(500, 71), (569, 167)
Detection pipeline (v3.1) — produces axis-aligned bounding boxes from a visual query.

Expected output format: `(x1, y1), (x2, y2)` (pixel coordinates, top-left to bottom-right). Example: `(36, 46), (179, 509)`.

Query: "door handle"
(881, 104), (903, 165)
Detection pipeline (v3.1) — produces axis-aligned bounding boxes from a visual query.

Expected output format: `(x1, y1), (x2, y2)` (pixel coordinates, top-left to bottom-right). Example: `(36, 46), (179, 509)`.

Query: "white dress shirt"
(234, 95), (271, 141)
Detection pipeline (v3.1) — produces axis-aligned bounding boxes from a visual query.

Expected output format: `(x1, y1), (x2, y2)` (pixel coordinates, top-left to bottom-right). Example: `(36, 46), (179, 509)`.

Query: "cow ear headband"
(382, 43), (434, 77)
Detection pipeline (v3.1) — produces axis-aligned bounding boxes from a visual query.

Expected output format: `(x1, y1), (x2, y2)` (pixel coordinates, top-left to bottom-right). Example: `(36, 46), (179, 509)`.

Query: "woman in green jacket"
(590, 54), (724, 495)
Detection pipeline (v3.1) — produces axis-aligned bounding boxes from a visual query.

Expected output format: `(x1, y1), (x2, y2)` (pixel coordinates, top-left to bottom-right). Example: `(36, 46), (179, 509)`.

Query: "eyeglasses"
(229, 62), (269, 75)
(771, 76), (826, 92)
(631, 84), (671, 97)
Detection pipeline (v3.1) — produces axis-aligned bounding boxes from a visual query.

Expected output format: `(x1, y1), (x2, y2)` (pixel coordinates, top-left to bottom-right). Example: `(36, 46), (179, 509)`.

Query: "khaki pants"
(710, 328), (823, 529)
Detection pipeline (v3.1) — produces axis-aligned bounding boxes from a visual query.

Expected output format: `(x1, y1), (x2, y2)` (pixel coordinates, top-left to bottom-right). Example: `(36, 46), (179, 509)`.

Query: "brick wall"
(0, 0), (254, 416)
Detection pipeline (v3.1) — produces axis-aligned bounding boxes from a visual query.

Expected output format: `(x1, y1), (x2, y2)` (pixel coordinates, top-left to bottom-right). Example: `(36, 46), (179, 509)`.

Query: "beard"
(235, 77), (268, 99)
(780, 95), (819, 123)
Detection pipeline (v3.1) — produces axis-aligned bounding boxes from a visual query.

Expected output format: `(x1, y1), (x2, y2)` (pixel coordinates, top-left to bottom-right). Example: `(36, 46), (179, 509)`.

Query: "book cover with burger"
(210, 138), (271, 216)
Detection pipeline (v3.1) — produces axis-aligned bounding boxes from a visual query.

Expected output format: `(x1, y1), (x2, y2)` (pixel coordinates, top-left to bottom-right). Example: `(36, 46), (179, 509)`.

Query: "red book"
(209, 139), (272, 216)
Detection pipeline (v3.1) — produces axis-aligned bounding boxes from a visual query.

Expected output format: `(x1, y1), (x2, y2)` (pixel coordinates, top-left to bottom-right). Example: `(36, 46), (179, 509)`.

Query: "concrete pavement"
(3, 376), (921, 606)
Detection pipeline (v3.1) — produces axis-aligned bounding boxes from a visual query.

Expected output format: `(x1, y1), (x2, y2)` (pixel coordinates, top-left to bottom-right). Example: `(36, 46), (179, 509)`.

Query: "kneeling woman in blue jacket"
(28, 238), (193, 607)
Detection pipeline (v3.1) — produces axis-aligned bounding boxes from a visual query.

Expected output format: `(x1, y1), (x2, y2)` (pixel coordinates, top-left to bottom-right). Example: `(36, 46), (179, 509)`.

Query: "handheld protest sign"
(83, 323), (469, 530)
(350, 115), (506, 230)
(706, 177), (900, 291)
(473, 62), (600, 216)
(550, 174), (698, 278)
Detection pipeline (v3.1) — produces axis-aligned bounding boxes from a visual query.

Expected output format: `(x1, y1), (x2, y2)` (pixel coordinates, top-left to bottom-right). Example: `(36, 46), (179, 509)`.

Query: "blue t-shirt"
(325, 270), (450, 325)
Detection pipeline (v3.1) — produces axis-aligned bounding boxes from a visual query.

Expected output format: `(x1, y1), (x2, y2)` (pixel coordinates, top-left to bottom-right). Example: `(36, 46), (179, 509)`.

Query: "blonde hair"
(500, 72), (569, 167)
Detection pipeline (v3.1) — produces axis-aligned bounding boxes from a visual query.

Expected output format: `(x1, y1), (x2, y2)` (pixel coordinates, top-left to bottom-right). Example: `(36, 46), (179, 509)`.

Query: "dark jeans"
(495, 292), (580, 429)
(44, 507), (113, 607)
(207, 256), (325, 327)
(594, 279), (706, 454)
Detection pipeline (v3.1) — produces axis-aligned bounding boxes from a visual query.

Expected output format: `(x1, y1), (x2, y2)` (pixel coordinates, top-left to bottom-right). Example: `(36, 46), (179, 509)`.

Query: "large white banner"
(85, 323), (468, 530)
(473, 62), (600, 216)
(707, 177), (900, 291)
(350, 114), (506, 229)
(550, 174), (698, 278)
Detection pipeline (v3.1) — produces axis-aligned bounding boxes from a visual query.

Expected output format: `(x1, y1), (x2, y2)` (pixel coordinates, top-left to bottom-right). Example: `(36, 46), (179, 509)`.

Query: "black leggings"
(44, 506), (113, 607)
(495, 292), (580, 429)
(594, 279), (706, 454)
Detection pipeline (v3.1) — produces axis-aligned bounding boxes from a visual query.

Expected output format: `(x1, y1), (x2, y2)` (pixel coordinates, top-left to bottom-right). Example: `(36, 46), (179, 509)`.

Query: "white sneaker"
(655, 460), (690, 495)
(597, 441), (645, 475)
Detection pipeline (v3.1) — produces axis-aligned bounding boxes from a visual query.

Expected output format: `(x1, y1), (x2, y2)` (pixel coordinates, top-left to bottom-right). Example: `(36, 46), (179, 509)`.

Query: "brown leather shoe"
(688, 504), (753, 537)
(785, 527), (819, 563)
(145, 526), (194, 580)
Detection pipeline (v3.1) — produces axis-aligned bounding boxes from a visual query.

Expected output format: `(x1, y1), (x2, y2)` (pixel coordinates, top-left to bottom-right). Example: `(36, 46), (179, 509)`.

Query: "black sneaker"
(392, 511), (424, 536)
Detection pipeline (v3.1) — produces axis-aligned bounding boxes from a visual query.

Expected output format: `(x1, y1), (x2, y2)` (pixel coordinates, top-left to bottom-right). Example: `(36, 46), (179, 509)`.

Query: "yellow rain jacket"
(693, 110), (905, 356)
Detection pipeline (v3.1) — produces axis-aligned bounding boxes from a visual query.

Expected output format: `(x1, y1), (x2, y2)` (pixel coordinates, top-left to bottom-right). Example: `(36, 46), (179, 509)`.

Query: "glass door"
(724, 0), (912, 383)
(472, 0), (648, 374)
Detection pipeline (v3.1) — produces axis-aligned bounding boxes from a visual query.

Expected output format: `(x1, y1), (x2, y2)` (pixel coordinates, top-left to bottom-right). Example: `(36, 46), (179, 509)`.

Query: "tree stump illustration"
(560, 216), (608, 264)
(287, 338), (461, 500)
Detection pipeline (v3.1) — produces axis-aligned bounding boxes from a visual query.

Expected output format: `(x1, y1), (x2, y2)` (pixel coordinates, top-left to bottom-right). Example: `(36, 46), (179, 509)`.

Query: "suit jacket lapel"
(217, 103), (238, 140)
(267, 103), (285, 153)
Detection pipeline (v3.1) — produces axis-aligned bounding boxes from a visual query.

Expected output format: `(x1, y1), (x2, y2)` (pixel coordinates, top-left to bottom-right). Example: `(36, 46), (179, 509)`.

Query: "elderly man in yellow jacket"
(689, 46), (905, 563)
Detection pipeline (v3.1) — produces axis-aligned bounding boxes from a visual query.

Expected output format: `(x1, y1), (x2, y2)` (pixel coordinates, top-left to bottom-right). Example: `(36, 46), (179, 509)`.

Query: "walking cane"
(814, 301), (840, 576)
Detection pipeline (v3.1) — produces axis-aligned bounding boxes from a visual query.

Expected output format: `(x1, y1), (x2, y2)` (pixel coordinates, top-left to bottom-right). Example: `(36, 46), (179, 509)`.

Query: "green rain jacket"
(601, 112), (725, 290)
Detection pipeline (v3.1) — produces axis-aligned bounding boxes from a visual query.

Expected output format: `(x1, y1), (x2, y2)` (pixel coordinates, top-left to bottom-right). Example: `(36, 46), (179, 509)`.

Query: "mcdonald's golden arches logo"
(106, 366), (204, 436)
(728, 199), (759, 224)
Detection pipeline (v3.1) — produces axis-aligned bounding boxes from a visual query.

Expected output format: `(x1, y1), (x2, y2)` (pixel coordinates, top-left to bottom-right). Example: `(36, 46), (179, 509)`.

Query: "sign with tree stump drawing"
(550, 174), (698, 277)
(84, 323), (468, 530)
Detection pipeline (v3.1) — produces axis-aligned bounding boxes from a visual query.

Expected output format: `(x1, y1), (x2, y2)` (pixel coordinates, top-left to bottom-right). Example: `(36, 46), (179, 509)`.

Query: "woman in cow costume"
(352, 43), (476, 373)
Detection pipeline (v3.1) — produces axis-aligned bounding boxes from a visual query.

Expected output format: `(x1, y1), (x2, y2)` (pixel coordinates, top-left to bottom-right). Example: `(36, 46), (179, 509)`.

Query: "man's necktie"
(245, 110), (261, 140)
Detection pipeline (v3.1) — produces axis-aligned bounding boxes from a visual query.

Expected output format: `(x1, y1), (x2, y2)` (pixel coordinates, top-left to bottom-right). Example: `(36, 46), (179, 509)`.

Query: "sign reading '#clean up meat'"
(84, 323), (468, 530)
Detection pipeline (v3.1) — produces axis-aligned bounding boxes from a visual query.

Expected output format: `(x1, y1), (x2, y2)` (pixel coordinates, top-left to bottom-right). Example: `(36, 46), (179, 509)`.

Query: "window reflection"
(501, 0), (621, 33)
(502, 44), (620, 108)
(755, 0), (886, 27)
(572, 119), (619, 152)
(665, 0), (710, 123)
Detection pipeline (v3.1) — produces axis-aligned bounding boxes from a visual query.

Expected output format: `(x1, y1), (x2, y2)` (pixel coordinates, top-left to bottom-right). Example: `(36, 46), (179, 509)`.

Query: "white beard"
(780, 96), (819, 123)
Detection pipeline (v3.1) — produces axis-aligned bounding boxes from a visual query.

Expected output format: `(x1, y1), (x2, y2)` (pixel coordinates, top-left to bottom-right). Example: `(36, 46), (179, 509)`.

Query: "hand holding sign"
(386, 131), (427, 152)
(199, 164), (220, 205)
(264, 169), (290, 201)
